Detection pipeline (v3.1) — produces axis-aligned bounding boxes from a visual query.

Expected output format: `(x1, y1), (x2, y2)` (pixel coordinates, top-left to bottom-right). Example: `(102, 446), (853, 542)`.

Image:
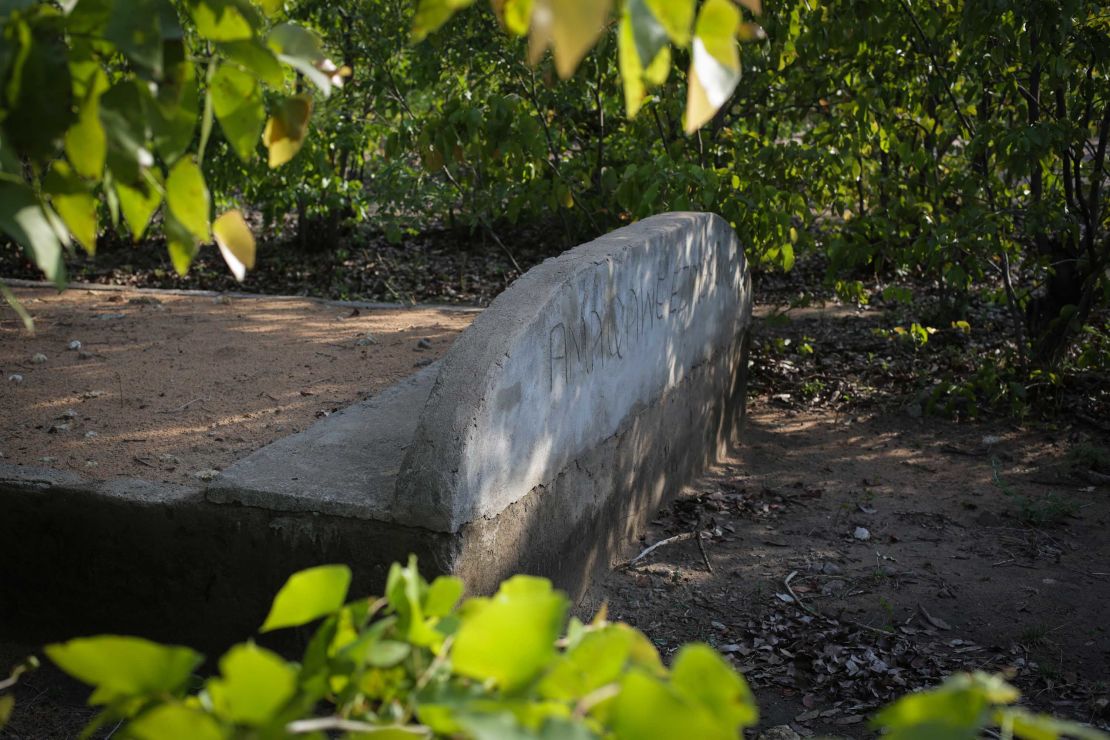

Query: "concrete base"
(0, 213), (751, 649)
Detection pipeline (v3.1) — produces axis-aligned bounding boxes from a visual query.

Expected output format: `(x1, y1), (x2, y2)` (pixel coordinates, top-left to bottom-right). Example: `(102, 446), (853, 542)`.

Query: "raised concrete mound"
(0, 212), (752, 647)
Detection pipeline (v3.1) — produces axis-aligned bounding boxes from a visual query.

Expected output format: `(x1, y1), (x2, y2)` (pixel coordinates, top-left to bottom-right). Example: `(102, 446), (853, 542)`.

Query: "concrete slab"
(0, 212), (752, 647)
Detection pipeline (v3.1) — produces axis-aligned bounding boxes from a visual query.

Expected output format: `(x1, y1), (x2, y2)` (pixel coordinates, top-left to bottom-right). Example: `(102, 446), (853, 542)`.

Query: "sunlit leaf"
(267, 22), (332, 94)
(452, 576), (568, 690)
(206, 642), (296, 726)
(412, 0), (475, 42)
(127, 704), (224, 740)
(527, 0), (612, 79)
(491, 0), (532, 35)
(260, 564), (351, 632)
(213, 209), (255, 281)
(188, 0), (259, 41)
(263, 94), (312, 168)
(684, 0), (740, 133)
(644, 0), (693, 46)
(115, 168), (163, 242)
(65, 70), (108, 180)
(43, 160), (98, 255)
(0, 182), (66, 287)
(165, 156), (210, 243)
(671, 644), (758, 731)
(211, 63), (265, 162)
(44, 636), (201, 704)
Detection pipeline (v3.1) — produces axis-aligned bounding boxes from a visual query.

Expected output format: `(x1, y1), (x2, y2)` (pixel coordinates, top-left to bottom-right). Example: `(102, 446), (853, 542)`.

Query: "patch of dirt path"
(0, 285), (475, 483)
(586, 346), (1110, 737)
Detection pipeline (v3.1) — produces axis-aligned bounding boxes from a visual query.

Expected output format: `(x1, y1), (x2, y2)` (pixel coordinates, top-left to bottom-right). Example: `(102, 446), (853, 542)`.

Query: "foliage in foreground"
(1, 559), (1106, 739)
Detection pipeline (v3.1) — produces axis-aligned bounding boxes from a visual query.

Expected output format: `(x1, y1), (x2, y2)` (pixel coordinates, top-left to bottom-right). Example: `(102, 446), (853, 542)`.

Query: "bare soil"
(582, 309), (1110, 738)
(0, 285), (474, 483)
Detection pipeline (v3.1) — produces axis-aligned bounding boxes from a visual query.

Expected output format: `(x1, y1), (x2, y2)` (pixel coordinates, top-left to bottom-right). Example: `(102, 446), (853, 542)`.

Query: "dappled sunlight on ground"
(0, 286), (475, 482)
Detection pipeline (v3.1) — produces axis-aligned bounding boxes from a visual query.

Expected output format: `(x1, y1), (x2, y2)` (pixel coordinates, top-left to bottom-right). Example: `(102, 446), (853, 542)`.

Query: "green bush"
(1, 559), (1105, 739)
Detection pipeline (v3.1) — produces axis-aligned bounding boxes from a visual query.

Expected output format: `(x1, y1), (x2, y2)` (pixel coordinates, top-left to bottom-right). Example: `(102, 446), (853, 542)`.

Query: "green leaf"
(994, 707), (1108, 740)
(0, 695), (13, 731)
(671, 644), (758, 731)
(365, 640), (411, 668)
(260, 564), (351, 632)
(627, 0), (667, 67)
(644, 0), (693, 46)
(618, 4), (670, 117)
(527, 0), (613, 79)
(684, 0), (740, 133)
(611, 670), (728, 740)
(411, 0), (475, 43)
(165, 207), (200, 276)
(2, 19), (74, 158)
(43, 160), (98, 255)
(206, 642), (296, 726)
(210, 63), (264, 162)
(263, 94), (312, 168)
(452, 576), (568, 690)
(424, 575), (464, 617)
(151, 40), (198, 163)
(385, 556), (440, 648)
(491, 0), (531, 36)
(104, 0), (164, 77)
(872, 673), (1004, 740)
(0, 182), (66, 286)
(188, 0), (259, 41)
(116, 168), (163, 241)
(216, 38), (284, 87)
(99, 81), (153, 185)
(127, 704), (224, 740)
(165, 157), (210, 243)
(266, 22), (332, 95)
(64, 69), (108, 180)
(212, 209), (255, 280)
(44, 636), (201, 704)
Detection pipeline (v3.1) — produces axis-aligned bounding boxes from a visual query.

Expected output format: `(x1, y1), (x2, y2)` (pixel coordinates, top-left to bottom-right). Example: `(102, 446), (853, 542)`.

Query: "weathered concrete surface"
(0, 212), (751, 647)
(207, 363), (440, 519)
(395, 211), (752, 534)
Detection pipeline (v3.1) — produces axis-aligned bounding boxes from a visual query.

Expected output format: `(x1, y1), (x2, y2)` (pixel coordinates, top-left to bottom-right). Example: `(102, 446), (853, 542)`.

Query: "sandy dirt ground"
(0, 286), (474, 483)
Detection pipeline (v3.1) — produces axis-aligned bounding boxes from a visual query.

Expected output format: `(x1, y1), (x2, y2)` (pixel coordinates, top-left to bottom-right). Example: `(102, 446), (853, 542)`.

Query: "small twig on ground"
(161, 397), (205, 414)
(132, 456), (156, 468)
(696, 530), (714, 574)
(618, 532), (696, 569)
(784, 570), (895, 636)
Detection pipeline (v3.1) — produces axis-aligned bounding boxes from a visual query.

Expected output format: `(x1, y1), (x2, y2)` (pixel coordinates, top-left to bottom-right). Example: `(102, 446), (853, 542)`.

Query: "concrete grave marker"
(0, 212), (752, 645)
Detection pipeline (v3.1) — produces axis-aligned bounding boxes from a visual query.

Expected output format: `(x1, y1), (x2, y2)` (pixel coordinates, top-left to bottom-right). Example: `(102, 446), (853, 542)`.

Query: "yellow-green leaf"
(211, 63), (265, 162)
(261, 564), (351, 632)
(263, 95), (313, 168)
(65, 72), (108, 181)
(213, 209), (255, 281)
(451, 576), (568, 690)
(165, 157), (210, 243)
(44, 637), (201, 704)
(644, 0), (694, 46)
(44, 161), (98, 255)
(684, 0), (740, 133)
(527, 0), (612, 79)
(412, 0), (476, 42)
(115, 169), (164, 242)
(0, 182), (66, 287)
(206, 643), (296, 726)
(127, 704), (224, 740)
(165, 209), (200, 276)
(491, 0), (532, 35)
